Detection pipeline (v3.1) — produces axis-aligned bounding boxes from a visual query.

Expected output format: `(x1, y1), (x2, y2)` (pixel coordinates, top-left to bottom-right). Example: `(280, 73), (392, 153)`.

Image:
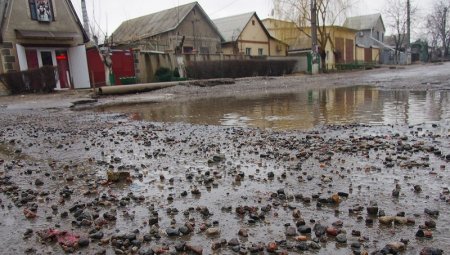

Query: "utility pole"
(443, 7), (448, 58)
(310, 0), (319, 74)
(81, 0), (90, 39)
(406, 0), (411, 64)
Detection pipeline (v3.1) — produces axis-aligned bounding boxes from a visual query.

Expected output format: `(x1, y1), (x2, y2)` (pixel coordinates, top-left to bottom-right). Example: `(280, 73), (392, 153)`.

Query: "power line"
(209, 0), (240, 16)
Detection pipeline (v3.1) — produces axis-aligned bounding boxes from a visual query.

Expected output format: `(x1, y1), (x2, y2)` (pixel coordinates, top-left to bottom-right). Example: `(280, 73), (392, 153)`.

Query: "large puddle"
(97, 86), (450, 130)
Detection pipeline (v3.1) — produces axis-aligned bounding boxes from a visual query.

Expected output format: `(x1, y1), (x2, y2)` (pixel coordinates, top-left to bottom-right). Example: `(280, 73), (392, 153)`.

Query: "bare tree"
(426, 1), (449, 59)
(383, 0), (417, 64)
(273, 0), (353, 70)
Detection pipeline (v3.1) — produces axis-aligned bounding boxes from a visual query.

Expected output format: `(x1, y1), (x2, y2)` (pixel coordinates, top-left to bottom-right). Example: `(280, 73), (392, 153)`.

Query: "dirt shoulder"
(0, 62), (449, 110)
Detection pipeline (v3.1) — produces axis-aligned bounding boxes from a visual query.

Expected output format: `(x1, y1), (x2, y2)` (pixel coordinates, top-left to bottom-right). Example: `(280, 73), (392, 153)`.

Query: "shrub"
(185, 59), (296, 79)
(154, 67), (173, 82)
(0, 66), (57, 94)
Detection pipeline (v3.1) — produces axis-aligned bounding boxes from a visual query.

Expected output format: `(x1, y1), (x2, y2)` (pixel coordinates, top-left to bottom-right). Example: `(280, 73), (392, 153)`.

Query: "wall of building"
(237, 16), (269, 56)
(356, 46), (381, 63)
(269, 38), (288, 57)
(262, 19), (299, 48)
(136, 52), (254, 82)
(0, 81), (8, 95)
(0, 0), (85, 73)
(133, 6), (222, 54)
(172, 6), (222, 54)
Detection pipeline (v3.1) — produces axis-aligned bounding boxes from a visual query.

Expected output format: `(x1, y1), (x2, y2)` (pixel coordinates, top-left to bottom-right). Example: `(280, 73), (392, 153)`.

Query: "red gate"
(86, 48), (135, 87)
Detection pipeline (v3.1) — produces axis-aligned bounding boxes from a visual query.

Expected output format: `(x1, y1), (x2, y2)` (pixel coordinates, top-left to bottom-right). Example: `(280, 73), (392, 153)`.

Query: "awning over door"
(15, 30), (80, 40)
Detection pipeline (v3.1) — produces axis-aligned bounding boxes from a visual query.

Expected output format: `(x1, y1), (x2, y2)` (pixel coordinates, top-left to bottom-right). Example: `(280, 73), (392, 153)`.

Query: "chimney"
(81, 0), (90, 39)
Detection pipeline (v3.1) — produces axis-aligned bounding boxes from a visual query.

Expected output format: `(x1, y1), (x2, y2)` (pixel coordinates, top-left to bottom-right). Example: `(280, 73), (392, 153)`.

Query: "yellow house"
(263, 18), (357, 70)
(213, 12), (288, 56)
(355, 45), (380, 63)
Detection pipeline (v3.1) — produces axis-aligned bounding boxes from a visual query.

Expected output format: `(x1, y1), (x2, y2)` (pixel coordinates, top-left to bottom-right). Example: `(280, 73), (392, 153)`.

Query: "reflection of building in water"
(381, 90), (449, 125)
(98, 88), (449, 130)
(313, 86), (381, 125)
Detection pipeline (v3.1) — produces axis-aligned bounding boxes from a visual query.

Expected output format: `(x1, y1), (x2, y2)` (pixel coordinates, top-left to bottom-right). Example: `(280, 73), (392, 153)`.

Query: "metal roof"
(112, 2), (223, 43)
(213, 12), (255, 43)
(343, 13), (385, 31)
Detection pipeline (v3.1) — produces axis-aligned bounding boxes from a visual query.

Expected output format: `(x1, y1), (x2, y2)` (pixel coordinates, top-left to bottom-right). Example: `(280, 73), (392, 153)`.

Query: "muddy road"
(0, 64), (449, 255)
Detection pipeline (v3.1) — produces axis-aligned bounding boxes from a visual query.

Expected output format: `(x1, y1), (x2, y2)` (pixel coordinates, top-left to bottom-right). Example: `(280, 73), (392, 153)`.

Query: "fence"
(135, 52), (307, 82)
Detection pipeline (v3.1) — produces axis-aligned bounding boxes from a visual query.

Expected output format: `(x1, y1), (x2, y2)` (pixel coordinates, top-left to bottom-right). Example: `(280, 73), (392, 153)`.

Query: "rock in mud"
(285, 226), (297, 236)
(205, 227), (220, 236)
(336, 233), (347, 243)
(386, 241), (406, 252)
(107, 171), (131, 183)
(420, 247), (444, 255)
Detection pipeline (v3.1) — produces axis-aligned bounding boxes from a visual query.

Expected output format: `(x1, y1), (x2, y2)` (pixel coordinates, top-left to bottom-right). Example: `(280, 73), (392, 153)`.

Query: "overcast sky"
(72, 0), (434, 38)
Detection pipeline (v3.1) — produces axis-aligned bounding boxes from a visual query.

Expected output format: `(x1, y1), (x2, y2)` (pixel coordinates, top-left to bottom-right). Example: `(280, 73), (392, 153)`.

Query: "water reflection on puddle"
(98, 86), (450, 130)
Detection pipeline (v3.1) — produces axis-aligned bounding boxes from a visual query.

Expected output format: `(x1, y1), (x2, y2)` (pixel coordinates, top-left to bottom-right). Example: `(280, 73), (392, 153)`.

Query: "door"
(26, 50), (39, 69)
(364, 48), (372, 62)
(69, 45), (90, 89)
(335, 38), (345, 63)
(56, 50), (70, 89)
(345, 39), (354, 63)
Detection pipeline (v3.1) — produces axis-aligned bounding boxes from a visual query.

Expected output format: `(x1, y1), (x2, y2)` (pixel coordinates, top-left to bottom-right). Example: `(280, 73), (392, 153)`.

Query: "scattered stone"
(420, 247), (444, 255)
(35, 179), (44, 186)
(285, 226), (297, 236)
(228, 238), (239, 246)
(387, 241), (406, 252)
(336, 233), (347, 243)
(107, 171), (131, 183)
(238, 228), (249, 237)
(205, 227), (220, 236)
(266, 242), (278, 253)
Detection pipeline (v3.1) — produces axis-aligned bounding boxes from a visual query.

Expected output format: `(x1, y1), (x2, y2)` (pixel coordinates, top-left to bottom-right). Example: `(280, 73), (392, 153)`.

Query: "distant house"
(263, 18), (357, 69)
(343, 14), (385, 47)
(343, 14), (386, 63)
(112, 2), (223, 54)
(213, 12), (288, 56)
(0, 0), (91, 91)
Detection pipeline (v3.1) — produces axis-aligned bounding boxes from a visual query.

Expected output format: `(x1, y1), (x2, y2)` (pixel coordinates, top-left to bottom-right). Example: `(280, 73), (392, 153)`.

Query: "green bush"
(154, 67), (173, 82)
(185, 59), (296, 79)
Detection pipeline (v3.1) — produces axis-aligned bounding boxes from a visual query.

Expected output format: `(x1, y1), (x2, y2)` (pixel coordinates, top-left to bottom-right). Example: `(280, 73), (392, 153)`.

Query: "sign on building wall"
(29, 0), (53, 22)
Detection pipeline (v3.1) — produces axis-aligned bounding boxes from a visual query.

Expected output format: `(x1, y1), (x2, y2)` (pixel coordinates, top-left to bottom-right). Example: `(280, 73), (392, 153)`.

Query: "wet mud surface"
(0, 107), (449, 255)
(1, 64), (450, 255)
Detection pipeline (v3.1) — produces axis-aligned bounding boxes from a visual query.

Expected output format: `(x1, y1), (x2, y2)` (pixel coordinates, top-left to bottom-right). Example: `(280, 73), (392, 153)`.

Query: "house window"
(200, 47), (209, 54)
(252, 20), (255, 26)
(40, 51), (53, 66)
(245, 48), (251, 55)
(183, 46), (194, 54)
(258, 48), (263, 56)
(29, 0), (54, 22)
(377, 31), (380, 41)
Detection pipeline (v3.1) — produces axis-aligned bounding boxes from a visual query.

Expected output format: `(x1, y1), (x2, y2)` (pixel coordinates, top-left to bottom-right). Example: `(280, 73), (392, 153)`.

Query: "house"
(343, 14), (386, 63)
(262, 18), (302, 51)
(112, 2), (223, 54)
(263, 18), (357, 69)
(343, 14), (385, 47)
(0, 0), (91, 91)
(213, 12), (288, 56)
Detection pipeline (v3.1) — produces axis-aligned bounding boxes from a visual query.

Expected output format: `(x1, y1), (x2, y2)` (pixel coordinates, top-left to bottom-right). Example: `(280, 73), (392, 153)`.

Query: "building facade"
(112, 2), (223, 55)
(263, 18), (356, 69)
(0, 0), (90, 90)
(214, 12), (288, 57)
(343, 14), (385, 47)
